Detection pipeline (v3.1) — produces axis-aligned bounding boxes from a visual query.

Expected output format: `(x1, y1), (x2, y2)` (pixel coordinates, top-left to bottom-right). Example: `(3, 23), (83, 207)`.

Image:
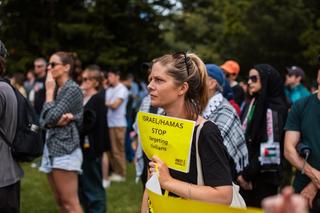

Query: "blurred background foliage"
(0, 0), (320, 79)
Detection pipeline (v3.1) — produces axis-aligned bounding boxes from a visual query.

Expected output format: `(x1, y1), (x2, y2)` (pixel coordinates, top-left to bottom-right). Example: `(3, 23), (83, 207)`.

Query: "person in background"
(79, 65), (109, 213)
(23, 70), (35, 97)
(203, 64), (248, 179)
(0, 40), (24, 213)
(238, 64), (288, 207)
(70, 52), (83, 85)
(141, 52), (232, 212)
(122, 73), (137, 162)
(11, 72), (27, 98)
(106, 69), (129, 182)
(310, 80), (318, 94)
(100, 70), (112, 188)
(39, 51), (83, 213)
(32, 57), (47, 119)
(284, 66), (320, 212)
(284, 66), (310, 105)
(221, 60), (245, 107)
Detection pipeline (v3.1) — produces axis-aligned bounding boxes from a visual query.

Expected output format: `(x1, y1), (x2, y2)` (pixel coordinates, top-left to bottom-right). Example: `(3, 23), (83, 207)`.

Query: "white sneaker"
(109, 174), (126, 182)
(102, 179), (111, 189)
(30, 163), (37, 168)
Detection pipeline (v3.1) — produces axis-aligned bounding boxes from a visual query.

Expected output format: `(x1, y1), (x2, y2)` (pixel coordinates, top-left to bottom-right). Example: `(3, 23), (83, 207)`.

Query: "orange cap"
(220, 60), (240, 74)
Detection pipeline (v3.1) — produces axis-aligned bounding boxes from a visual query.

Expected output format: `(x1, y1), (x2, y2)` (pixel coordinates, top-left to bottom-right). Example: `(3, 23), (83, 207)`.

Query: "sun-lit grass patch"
(21, 162), (143, 213)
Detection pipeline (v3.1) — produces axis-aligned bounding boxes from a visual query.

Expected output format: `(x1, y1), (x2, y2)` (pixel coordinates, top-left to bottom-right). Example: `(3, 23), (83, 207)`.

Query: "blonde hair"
(153, 52), (208, 120)
(83, 65), (103, 91)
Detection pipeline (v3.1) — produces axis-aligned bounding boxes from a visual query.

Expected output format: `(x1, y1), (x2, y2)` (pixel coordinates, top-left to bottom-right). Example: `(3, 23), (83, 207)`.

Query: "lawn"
(21, 162), (143, 213)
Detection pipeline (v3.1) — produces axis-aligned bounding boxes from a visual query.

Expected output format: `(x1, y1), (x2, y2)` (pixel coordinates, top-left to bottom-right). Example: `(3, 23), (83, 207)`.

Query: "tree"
(0, 0), (174, 76)
(166, 0), (315, 78)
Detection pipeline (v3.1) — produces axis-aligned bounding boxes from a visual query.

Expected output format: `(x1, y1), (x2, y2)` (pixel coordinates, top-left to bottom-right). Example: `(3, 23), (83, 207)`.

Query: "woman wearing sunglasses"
(238, 64), (288, 207)
(141, 52), (232, 212)
(39, 52), (83, 213)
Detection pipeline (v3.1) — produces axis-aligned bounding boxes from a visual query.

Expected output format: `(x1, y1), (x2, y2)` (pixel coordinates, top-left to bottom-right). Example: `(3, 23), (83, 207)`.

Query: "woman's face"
(148, 62), (183, 109)
(47, 54), (68, 80)
(248, 69), (262, 94)
(81, 71), (97, 91)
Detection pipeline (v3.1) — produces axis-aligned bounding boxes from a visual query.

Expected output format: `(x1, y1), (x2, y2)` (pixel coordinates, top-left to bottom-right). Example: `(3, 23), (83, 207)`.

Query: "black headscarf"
(246, 64), (288, 143)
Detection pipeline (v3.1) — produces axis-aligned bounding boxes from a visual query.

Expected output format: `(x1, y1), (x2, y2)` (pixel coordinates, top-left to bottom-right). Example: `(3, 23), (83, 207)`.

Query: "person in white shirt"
(105, 70), (129, 181)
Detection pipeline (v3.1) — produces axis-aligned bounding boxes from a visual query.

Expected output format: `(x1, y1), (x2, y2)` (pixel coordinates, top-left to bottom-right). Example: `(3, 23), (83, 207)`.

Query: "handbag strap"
(195, 120), (246, 207)
(195, 121), (206, 185)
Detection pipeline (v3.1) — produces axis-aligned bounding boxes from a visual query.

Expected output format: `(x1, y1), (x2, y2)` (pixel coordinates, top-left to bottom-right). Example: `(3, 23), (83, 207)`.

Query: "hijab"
(246, 64), (288, 143)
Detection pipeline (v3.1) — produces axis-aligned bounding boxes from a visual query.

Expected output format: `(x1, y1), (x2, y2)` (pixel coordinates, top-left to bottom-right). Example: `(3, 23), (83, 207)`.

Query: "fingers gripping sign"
(149, 155), (173, 189)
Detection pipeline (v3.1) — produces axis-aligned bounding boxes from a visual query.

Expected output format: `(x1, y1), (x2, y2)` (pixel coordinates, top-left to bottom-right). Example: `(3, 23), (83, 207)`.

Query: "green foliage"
(0, 0), (320, 78)
(166, 0), (319, 78)
(0, 0), (172, 74)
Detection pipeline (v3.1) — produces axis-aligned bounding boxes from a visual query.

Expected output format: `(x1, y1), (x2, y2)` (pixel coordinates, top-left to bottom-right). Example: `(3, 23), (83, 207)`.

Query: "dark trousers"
(0, 181), (20, 213)
(79, 156), (106, 213)
(240, 180), (278, 208)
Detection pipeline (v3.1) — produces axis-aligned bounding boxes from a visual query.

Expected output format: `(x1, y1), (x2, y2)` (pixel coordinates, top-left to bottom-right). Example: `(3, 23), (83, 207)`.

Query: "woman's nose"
(147, 81), (154, 91)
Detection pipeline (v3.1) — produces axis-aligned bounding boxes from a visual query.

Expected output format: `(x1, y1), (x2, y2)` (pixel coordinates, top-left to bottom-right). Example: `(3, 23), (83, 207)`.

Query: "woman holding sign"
(141, 52), (233, 212)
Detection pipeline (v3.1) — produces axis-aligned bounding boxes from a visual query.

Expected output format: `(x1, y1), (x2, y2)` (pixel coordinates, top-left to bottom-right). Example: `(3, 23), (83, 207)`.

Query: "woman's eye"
(155, 78), (163, 83)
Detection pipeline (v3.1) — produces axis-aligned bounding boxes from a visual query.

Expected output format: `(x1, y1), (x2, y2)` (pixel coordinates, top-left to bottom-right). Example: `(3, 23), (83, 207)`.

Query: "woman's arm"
(150, 156), (232, 205)
(140, 189), (149, 213)
(41, 86), (82, 127)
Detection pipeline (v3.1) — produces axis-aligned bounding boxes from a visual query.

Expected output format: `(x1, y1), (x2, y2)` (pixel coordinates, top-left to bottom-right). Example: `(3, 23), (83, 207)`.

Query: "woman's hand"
(57, 113), (74, 126)
(45, 70), (56, 102)
(309, 168), (320, 189)
(149, 155), (173, 190)
(237, 175), (253, 190)
(300, 182), (317, 208)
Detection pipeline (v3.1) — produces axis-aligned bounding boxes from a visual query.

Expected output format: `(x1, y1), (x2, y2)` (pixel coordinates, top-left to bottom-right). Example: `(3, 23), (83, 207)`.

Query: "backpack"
(0, 79), (44, 162)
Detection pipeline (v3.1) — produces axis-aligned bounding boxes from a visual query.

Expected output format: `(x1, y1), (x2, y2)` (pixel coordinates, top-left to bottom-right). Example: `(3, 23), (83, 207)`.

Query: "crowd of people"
(0, 38), (319, 213)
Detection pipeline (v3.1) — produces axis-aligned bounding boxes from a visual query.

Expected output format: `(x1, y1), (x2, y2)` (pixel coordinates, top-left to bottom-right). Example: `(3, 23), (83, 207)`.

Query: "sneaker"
(102, 179), (111, 189)
(30, 163), (37, 168)
(109, 173), (126, 182)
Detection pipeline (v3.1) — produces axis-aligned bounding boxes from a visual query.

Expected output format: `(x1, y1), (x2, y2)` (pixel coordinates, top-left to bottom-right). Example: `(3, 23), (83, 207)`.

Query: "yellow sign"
(148, 190), (263, 213)
(137, 112), (196, 173)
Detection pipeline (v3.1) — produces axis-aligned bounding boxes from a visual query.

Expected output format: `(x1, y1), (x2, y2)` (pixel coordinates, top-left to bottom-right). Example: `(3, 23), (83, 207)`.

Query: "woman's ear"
(64, 64), (71, 73)
(178, 82), (189, 96)
(208, 78), (217, 91)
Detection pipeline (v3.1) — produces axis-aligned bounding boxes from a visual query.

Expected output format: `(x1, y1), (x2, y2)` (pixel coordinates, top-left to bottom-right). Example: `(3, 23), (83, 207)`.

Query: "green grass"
(21, 162), (143, 213)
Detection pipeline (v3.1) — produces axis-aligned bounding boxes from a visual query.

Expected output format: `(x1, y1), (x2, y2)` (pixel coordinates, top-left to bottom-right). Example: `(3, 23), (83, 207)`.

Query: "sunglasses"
(47, 62), (63, 68)
(82, 77), (93, 82)
(172, 51), (190, 76)
(247, 75), (259, 83)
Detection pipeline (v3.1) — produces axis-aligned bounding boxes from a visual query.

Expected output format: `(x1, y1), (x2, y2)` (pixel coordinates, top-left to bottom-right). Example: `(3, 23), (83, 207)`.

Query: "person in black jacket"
(238, 64), (288, 207)
(78, 65), (110, 213)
